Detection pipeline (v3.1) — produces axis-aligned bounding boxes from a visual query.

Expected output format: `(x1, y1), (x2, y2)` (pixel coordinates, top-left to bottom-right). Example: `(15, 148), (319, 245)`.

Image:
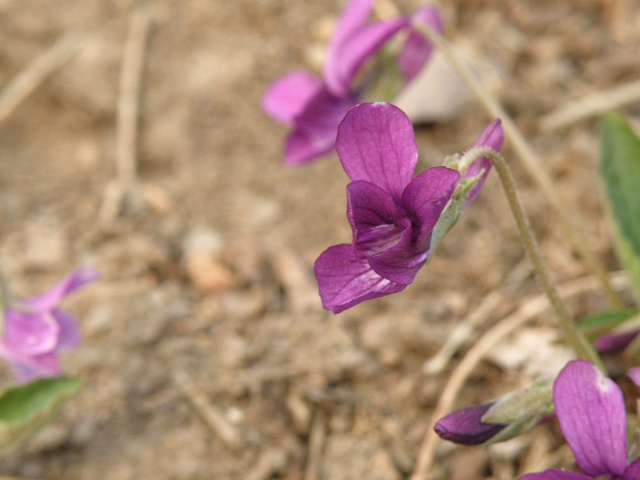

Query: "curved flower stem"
(469, 149), (605, 370)
(412, 23), (625, 309)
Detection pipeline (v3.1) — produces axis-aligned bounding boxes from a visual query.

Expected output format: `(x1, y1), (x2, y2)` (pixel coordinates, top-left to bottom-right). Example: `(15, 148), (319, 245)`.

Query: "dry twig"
(540, 79), (640, 131)
(98, 9), (153, 225)
(0, 31), (89, 124)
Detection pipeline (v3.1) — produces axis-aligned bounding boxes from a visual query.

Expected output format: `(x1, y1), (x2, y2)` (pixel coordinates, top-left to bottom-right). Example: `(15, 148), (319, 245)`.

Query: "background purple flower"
(0, 267), (99, 382)
(521, 360), (640, 480)
(314, 103), (503, 313)
(261, 0), (442, 165)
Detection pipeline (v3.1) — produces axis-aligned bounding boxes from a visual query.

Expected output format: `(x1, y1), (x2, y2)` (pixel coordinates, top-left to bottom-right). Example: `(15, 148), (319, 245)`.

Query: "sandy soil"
(0, 0), (638, 479)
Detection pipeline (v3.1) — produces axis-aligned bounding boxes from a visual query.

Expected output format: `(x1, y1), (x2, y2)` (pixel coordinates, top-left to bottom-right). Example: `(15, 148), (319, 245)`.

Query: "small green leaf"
(0, 376), (83, 453)
(600, 112), (640, 302)
(579, 309), (638, 339)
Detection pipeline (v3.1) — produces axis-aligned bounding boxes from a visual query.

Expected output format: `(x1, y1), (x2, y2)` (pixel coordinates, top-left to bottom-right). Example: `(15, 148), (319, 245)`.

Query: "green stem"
(469, 148), (605, 370)
(413, 23), (625, 309)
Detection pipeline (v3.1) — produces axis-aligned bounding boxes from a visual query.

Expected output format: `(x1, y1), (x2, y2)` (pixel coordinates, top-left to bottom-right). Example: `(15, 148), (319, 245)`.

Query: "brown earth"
(0, 1), (638, 479)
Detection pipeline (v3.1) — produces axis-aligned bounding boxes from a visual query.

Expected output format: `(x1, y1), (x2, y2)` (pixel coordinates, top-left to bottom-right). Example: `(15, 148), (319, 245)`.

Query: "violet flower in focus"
(0, 268), (99, 382)
(314, 103), (503, 313)
(261, 0), (442, 165)
(521, 360), (640, 480)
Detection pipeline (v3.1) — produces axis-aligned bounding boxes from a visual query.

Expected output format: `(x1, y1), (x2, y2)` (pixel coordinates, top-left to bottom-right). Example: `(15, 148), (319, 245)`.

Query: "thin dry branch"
(540, 79), (640, 131)
(0, 31), (89, 123)
(410, 272), (629, 480)
(98, 9), (153, 225)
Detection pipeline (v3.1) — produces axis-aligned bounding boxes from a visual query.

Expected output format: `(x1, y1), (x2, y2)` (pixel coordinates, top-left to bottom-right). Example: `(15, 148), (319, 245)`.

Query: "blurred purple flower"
(595, 330), (639, 353)
(521, 360), (640, 480)
(261, 0), (442, 165)
(314, 103), (503, 313)
(0, 268), (99, 382)
(434, 403), (506, 445)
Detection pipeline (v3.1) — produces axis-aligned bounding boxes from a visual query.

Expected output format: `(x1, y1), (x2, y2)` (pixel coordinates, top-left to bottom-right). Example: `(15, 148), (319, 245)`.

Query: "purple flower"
(434, 403), (506, 445)
(521, 360), (640, 480)
(0, 268), (99, 382)
(595, 330), (640, 353)
(261, 0), (442, 165)
(314, 103), (503, 313)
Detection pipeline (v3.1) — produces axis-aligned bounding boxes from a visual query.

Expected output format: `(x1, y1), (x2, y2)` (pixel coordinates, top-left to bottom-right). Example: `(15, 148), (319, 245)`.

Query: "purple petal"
(336, 103), (418, 199)
(629, 367), (640, 387)
(554, 360), (628, 477)
(314, 244), (406, 313)
(397, 6), (442, 85)
(24, 267), (100, 311)
(434, 403), (506, 445)
(519, 471), (593, 480)
(623, 458), (640, 480)
(261, 71), (324, 126)
(325, 18), (409, 97)
(401, 166), (460, 247)
(347, 180), (407, 257)
(52, 309), (81, 352)
(3, 309), (59, 356)
(462, 119), (504, 206)
(284, 87), (358, 165)
(0, 342), (61, 383)
(367, 227), (428, 284)
(595, 330), (639, 353)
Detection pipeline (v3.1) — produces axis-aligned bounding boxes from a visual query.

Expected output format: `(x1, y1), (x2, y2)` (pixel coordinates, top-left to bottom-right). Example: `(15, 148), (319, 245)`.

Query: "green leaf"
(0, 376), (83, 453)
(600, 112), (640, 302)
(579, 309), (638, 339)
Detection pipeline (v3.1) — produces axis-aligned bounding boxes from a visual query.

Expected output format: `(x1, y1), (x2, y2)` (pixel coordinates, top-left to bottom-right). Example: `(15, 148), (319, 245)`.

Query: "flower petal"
(553, 359), (628, 477)
(462, 119), (504, 206)
(367, 227), (428, 284)
(629, 367), (640, 387)
(434, 403), (506, 446)
(594, 330), (639, 353)
(623, 458), (640, 480)
(347, 180), (407, 257)
(336, 103), (418, 199)
(284, 86), (358, 165)
(314, 244), (406, 313)
(326, 19), (409, 97)
(24, 267), (100, 311)
(52, 309), (81, 351)
(0, 342), (61, 383)
(261, 71), (324, 126)
(401, 166), (460, 247)
(324, 0), (408, 97)
(397, 6), (442, 85)
(519, 470), (593, 480)
(3, 309), (59, 356)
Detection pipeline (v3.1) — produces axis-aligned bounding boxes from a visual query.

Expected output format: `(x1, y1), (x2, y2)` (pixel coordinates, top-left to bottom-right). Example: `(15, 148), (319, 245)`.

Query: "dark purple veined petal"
(346, 180), (407, 257)
(336, 103), (418, 200)
(434, 403), (506, 446)
(261, 71), (325, 126)
(554, 360), (628, 478)
(24, 267), (100, 311)
(3, 310), (59, 356)
(462, 119), (504, 206)
(397, 6), (442, 85)
(314, 244), (406, 313)
(366, 226), (428, 284)
(284, 87), (359, 165)
(401, 166), (459, 248)
(519, 470), (593, 480)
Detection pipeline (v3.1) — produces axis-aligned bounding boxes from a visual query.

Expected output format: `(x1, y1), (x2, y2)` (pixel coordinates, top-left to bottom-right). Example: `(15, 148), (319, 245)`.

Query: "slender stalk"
(413, 23), (625, 308)
(469, 148), (605, 370)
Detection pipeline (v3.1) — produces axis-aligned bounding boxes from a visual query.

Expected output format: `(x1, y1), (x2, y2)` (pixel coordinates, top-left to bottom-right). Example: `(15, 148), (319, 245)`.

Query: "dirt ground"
(0, 0), (638, 479)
